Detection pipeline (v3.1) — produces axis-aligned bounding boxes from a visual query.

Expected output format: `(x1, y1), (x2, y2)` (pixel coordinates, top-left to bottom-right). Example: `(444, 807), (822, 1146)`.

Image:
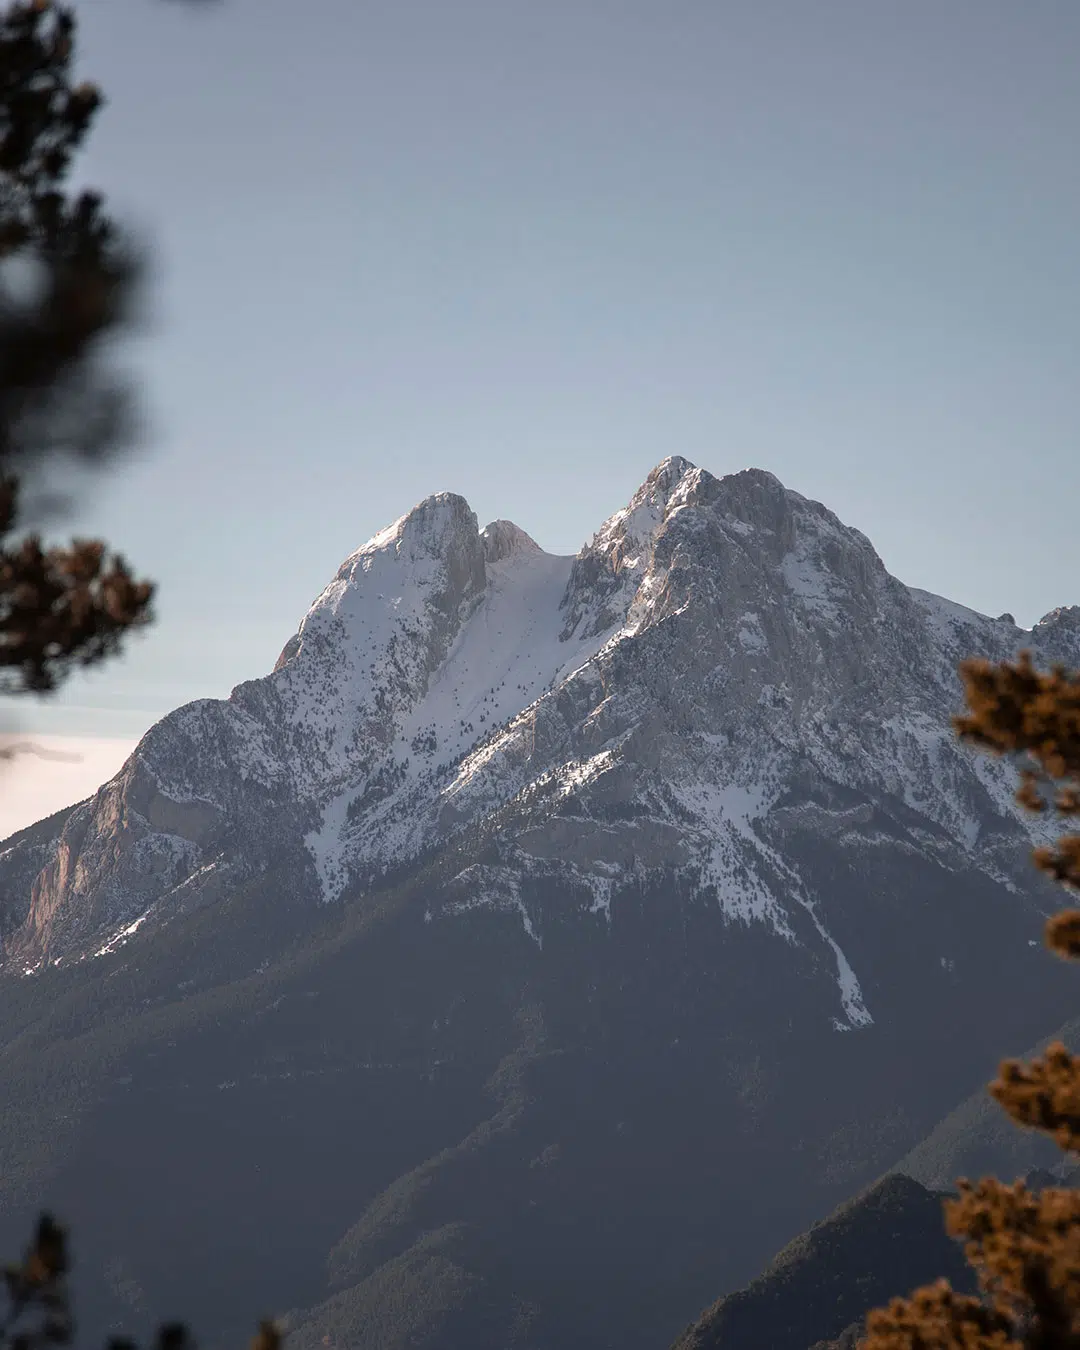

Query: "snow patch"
(95, 907), (154, 958)
(736, 612), (767, 653)
(443, 864), (542, 947)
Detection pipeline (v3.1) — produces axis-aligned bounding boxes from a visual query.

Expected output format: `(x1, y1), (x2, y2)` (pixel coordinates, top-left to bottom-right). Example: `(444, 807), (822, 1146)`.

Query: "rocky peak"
(1037, 605), (1080, 628)
(560, 456), (699, 640)
(13, 491), (502, 957)
(709, 466), (793, 539)
(480, 519), (541, 565)
(2, 457), (1074, 991)
(560, 458), (895, 653)
(595, 455), (697, 561)
(361, 491), (478, 556)
(1032, 606), (1080, 664)
(280, 492), (485, 689)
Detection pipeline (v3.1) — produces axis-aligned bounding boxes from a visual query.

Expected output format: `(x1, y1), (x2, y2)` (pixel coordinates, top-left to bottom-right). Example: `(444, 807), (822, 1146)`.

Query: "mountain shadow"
(672, 1173), (972, 1350)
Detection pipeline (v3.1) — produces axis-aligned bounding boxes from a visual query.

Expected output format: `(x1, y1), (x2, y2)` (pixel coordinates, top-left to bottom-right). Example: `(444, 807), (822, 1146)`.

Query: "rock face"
(1, 458), (1072, 1011)
(0, 458), (1077, 1350)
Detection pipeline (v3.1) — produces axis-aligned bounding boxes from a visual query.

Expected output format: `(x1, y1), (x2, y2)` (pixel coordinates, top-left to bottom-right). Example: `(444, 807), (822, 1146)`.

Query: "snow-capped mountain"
(3, 457), (1080, 1350)
(1, 457), (1075, 1017)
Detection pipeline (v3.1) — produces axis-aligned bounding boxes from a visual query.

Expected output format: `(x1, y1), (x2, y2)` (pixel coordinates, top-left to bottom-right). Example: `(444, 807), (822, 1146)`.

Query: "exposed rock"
(1, 457), (1075, 1032)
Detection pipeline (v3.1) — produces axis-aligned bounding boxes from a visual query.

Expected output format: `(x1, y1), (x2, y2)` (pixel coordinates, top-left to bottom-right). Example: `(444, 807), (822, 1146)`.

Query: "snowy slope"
(2, 458), (1077, 1033)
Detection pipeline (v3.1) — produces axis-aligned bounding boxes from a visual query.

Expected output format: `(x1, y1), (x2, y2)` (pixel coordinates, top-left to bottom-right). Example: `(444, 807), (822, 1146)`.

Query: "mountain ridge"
(672, 1172), (972, 1350)
(2, 457), (1075, 1007)
(1, 458), (1080, 1350)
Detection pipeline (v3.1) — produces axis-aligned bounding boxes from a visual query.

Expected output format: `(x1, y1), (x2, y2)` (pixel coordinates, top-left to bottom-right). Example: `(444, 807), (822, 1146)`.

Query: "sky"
(3, 0), (1080, 833)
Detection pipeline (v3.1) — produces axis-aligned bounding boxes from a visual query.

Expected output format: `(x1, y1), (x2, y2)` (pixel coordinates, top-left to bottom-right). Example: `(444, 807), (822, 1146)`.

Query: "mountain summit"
(1, 458), (1078, 1350)
(1, 457), (1073, 1023)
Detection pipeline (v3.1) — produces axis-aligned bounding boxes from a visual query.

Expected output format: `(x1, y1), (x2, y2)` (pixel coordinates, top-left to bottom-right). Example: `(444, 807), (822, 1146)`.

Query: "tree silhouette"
(1, 1213), (281, 1350)
(0, 0), (153, 697)
(0, 4), (278, 1348)
(864, 651), (1080, 1349)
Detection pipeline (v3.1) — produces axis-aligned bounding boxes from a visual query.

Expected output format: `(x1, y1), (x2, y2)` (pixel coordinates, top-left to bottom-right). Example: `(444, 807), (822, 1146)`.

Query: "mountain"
(896, 1015), (1080, 1191)
(0, 457), (1078, 1350)
(5, 458), (1077, 983)
(671, 1172), (972, 1350)
(673, 1161), (1080, 1350)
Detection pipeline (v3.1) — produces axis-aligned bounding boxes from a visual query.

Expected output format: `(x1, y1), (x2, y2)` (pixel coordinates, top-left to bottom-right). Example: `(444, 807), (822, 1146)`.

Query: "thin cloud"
(0, 734), (138, 842)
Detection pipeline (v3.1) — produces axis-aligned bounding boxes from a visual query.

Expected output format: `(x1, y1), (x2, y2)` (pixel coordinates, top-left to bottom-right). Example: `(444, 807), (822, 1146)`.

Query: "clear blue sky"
(12, 0), (1080, 740)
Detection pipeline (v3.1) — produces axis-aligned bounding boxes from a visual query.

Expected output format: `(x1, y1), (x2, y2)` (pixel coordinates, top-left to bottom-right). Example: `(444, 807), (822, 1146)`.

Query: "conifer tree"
(0, 4), (275, 1347)
(0, 0), (154, 697)
(864, 651), (1080, 1350)
(1, 1213), (281, 1350)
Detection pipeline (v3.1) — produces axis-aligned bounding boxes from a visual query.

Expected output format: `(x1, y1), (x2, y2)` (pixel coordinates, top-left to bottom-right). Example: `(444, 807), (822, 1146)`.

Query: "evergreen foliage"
(0, 0), (153, 696)
(864, 651), (1080, 1348)
(0, 1213), (280, 1350)
(0, 4), (273, 1349)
